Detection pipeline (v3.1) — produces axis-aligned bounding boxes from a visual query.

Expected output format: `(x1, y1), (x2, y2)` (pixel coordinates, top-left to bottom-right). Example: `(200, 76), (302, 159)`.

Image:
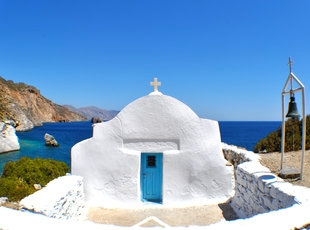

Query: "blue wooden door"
(140, 153), (163, 203)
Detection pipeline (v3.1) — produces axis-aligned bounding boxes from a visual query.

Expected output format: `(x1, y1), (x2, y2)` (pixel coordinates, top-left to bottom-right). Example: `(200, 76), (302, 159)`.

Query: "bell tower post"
(280, 57), (306, 180)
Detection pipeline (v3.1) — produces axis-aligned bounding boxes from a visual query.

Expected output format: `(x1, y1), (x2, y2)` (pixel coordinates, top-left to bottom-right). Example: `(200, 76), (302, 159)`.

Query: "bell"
(286, 96), (300, 118)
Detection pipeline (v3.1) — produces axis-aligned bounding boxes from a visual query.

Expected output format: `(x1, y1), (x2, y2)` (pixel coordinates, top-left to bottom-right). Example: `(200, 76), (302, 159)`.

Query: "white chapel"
(71, 78), (234, 207)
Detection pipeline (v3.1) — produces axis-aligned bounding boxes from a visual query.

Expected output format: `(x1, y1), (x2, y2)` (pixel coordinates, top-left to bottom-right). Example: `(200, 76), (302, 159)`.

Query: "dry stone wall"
(231, 161), (296, 218)
(222, 143), (310, 219)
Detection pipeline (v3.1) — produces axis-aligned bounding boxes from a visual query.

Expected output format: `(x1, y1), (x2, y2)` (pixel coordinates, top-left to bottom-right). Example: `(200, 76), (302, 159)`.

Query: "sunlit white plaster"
(71, 93), (234, 207)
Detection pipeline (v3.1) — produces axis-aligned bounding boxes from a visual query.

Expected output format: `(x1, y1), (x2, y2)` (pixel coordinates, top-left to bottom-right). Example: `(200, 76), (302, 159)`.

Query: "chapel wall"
(222, 143), (310, 218)
(72, 93), (235, 207)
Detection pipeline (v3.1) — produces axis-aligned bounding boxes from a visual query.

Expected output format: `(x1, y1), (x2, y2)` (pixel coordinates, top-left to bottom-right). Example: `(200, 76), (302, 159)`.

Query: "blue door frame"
(140, 153), (163, 203)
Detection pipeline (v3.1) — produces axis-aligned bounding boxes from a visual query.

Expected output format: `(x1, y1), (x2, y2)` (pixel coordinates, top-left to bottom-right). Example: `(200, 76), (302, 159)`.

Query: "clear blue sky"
(0, 0), (309, 121)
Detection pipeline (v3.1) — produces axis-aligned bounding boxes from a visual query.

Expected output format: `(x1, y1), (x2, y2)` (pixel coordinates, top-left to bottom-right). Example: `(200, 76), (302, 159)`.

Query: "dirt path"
(258, 150), (310, 188)
(87, 201), (237, 227)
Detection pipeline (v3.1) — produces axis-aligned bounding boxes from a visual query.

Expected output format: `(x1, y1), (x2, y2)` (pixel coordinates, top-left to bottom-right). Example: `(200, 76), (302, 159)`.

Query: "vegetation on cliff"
(0, 157), (69, 201)
(0, 76), (86, 131)
(254, 115), (310, 153)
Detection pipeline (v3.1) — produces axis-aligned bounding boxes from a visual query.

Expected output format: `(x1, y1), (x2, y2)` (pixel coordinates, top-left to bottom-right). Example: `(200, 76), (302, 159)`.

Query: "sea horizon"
(0, 121), (281, 173)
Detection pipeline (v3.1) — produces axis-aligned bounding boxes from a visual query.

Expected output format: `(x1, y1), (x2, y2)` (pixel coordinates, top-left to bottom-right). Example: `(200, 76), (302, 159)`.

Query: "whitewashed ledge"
(20, 175), (86, 220)
(221, 142), (259, 165)
(1, 144), (310, 229)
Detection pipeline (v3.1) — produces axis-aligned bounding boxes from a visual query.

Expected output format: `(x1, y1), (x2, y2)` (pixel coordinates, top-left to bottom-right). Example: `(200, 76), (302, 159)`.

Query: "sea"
(0, 121), (281, 173)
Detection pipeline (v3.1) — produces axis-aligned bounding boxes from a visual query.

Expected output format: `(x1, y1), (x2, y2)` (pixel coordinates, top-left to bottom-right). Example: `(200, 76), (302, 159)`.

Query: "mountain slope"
(64, 105), (119, 121)
(0, 77), (87, 131)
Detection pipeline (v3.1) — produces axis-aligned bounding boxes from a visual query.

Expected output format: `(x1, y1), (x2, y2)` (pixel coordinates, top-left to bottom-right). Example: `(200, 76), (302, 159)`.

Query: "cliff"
(0, 77), (87, 131)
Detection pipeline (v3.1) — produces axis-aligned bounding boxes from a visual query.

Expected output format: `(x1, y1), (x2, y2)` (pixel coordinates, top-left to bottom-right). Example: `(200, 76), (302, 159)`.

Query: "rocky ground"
(258, 150), (310, 188)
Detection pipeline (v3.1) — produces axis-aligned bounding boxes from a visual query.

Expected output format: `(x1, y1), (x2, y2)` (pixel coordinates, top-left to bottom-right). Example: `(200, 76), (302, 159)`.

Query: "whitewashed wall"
(222, 143), (310, 219)
(71, 94), (234, 207)
(20, 175), (86, 220)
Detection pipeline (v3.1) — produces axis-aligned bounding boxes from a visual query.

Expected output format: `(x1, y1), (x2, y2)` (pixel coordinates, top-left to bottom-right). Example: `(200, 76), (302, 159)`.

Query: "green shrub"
(254, 115), (310, 153)
(0, 177), (32, 201)
(0, 157), (69, 201)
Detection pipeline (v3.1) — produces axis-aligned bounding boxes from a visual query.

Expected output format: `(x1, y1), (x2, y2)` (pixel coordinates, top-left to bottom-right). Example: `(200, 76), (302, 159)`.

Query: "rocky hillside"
(0, 77), (86, 131)
(64, 105), (119, 121)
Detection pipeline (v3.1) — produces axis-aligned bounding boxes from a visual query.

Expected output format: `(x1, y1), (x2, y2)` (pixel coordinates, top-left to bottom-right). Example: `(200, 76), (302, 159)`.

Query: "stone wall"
(222, 143), (310, 219)
(20, 175), (85, 220)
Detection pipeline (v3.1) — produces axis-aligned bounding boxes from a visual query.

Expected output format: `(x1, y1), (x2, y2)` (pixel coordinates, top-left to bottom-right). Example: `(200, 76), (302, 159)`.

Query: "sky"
(0, 0), (309, 121)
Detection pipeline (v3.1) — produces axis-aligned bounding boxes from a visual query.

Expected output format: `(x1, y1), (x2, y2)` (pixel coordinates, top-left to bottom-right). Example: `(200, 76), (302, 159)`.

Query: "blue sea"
(0, 121), (281, 173)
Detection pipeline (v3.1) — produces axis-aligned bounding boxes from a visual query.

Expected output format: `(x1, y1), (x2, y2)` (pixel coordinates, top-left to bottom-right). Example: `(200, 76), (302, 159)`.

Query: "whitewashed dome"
(116, 93), (201, 140)
(72, 86), (234, 206)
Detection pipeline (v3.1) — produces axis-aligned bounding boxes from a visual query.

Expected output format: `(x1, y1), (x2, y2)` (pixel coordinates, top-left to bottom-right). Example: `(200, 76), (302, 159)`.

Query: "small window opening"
(147, 155), (156, 167)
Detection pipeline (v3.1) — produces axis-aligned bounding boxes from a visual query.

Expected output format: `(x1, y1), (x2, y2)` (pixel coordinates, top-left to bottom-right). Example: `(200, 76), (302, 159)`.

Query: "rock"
(0, 122), (20, 153)
(0, 197), (8, 205)
(4, 120), (16, 126)
(279, 167), (300, 179)
(34, 184), (42, 190)
(7, 103), (34, 131)
(44, 133), (59, 147)
(91, 117), (102, 123)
